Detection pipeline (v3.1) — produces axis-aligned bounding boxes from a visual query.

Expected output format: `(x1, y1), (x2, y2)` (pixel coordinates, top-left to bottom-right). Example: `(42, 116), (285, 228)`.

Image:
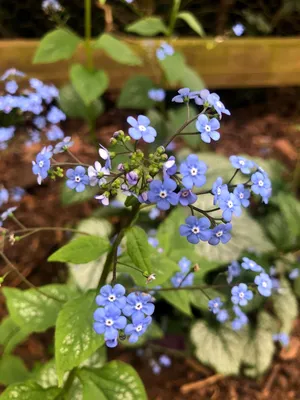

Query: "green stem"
(61, 369), (76, 398)
(168, 0), (182, 36)
(84, 0), (93, 71)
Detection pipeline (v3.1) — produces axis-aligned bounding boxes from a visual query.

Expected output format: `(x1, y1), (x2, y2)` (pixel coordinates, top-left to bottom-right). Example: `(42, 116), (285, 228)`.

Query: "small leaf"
(160, 288), (192, 316)
(0, 355), (30, 385)
(77, 361), (147, 399)
(0, 316), (30, 354)
(94, 33), (142, 65)
(34, 29), (81, 63)
(273, 279), (298, 333)
(70, 64), (109, 105)
(181, 65), (205, 92)
(126, 17), (168, 36)
(177, 12), (205, 36)
(191, 320), (248, 375)
(59, 84), (104, 122)
(55, 290), (104, 385)
(117, 75), (155, 109)
(0, 382), (60, 400)
(126, 226), (152, 274)
(3, 285), (74, 333)
(48, 235), (110, 264)
(159, 52), (186, 85)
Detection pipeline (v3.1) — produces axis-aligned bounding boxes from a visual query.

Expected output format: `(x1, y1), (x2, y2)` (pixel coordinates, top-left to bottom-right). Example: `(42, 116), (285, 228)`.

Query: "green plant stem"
(10, 215), (26, 229)
(84, 0), (93, 71)
(9, 227), (91, 242)
(61, 369), (76, 398)
(117, 261), (145, 275)
(98, 204), (141, 287)
(168, 0), (182, 36)
(164, 113), (203, 148)
(227, 169), (239, 185)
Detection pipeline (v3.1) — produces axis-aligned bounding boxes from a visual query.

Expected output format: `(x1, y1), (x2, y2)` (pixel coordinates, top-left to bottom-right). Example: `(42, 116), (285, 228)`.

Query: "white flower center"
(181, 190), (189, 197)
(217, 187), (221, 195)
(190, 167), (198, 176)
(239, 292), (245, 298)
(139, 125), (147, 132)
(105, 319), (113, 326)
(135, 302), (143, 310)
(75, 175), (81, 183)
(258, 180), (264, 187)
(239, 193), (244, 199)
(136, 324), (143, 332)
(192, 226), (200, 234)
(239, 160), (245, 166)
(216, 231), (223, 237)
(249, 262), (254, 268)
(213, 302), (219, 308)
(108, 295), (116, 302)
(159, 190), (167, 198)
(204, 124), (211, 132)
(262, 281), (267, 288)
(227, 200), (233, 208)
(38, 161), (44, 168)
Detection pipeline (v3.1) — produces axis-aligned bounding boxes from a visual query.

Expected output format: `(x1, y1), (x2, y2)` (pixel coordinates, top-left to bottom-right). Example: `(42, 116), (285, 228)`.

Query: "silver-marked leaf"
(48, 235), (110, 264)
(0, 382), (60, 400)
(0, 355), (30, 386)
(55, 290), (104, 386)
(77, 361), (147, 400)
(273, 278), (298, 333)
(2, 285), (75, 333)
(126, 17), (168, 36)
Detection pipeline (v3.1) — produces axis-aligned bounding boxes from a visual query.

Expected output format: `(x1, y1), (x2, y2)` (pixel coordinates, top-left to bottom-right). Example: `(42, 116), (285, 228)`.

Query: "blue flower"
(125, 314), (152, 343)
(273, 333), (289, 347)
(5, 80), (18, 94)
(232, 306), (248, 331)
(156, 42), (174, 60)
(232, 23), (245, 36)
(178, 188), (197, 206)
(212, 177), (228, 205)
(241, 257), (262, 272)
(196, 114), (220, 143)
(148, 89), (166, 102)
(0, 207), (17, 227)
(251, 172), (272, 198)
(149, 207), (160, 220)
(88, 161), (110, 187)
(151, 361), (161, 375)
(219, 192), (242, 221)
(148, 237), (159, 248)
(53, 137), (74, 154)
(208, 223), (232, 245)
(172, 88), (199, 103)
(10, 187), (25, 202)
(208, 297), (223, 314)
(96, 284), (127, 309)
(33, 116), (46, 130)
(95, 193), (109, 206)
(159, 355), (171, 367)
(46, 125), (64, 141)
(148, 178), (179, 210)
(231, 283), (253, 306)
(93, 305), (127, 343)
(254, 272), (272, 297)
(1, 68), (25, 81)
(163, 156), (177, 176)
(126, 171), (139, 186)
(207, 93), (230, 117)
(127, 115), (157, 143)
(171, 272), (194, 287)
(178, 257), (191, 273)
(42, 0), (63, 12)
(289, 268), (299, 280)
(216, 309), (229, 323)
(179, 216), (212, 244)
(46, 106), (66, 124)
(227, 261), (241, 283)
(32, 146), (53, 184)
(123, 292), (155, 319)
(229, 156), (254, 174)
(0, 188), (9, 207)
(66, 166), (89, 192)
(0, 126), (15, 144)
(233, 184), (250, 208)
(180, 154), (207, 189)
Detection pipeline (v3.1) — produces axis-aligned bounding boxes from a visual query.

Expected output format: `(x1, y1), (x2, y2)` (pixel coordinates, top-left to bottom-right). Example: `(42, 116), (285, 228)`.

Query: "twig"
(262, 363), (281, 398)
(10, 215), (26, 230)
(180, 374), (224, 395)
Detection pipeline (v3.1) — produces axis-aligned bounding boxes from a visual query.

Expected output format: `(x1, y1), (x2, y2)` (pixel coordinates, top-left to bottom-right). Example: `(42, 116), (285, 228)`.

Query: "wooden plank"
(0, 37), (300, 88)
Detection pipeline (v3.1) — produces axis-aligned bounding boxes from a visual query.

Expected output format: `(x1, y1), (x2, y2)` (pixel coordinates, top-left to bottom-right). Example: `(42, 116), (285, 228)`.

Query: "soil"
(0, 88), (300, 399)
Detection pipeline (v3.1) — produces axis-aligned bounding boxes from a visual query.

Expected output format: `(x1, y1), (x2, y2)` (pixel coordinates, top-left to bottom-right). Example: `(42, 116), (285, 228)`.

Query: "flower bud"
(126, 171), (139, 186)
(156, 146), (165, 155)
(193, 264), (200, 272)
(110, 138), (117, 145)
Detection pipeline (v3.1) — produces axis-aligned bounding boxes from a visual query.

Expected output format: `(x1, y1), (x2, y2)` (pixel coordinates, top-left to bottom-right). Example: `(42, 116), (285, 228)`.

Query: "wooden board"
(0, 37), (300, 89)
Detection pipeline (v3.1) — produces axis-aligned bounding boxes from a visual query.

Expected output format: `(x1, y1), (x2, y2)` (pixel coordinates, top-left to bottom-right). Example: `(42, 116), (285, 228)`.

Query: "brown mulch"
(0, 88), (300, 399)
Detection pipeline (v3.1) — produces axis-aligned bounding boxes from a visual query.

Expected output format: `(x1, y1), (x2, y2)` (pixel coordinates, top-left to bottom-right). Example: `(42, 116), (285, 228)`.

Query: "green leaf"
(61, 184), (99, 206)
(191, 320), (248, 375)
(177, 12), (205, 36)
(0, 316), (30, 354)
(126, 226), (152, 274)
(242, 312), (276, 377)
(0, 382), (60, 400)
(94, 33), (142, 66)
(3, 285), (74, 333)
(159, 52), (186, 85)
(55, 290), (104, 385)
(117, 75), (155, 109)
(126, 17), (168, 36)
(276, 193), (300, 237)
(70, 64), (109, 105)
(0, 355), (30, 386)
(48, 235), (110, 264)
(160, 288), (192, 316)
(33, 29), (81, 63)
(273, 279), (298, 333)
(59, 84), (104, 122)
(77, 361), (147, 399)
(264, 212), (296, 251)
(180, 65), (205, 92)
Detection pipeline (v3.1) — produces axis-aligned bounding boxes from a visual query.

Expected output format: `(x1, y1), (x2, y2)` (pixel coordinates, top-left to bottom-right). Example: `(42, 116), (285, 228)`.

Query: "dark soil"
(0, 88), (300, 399)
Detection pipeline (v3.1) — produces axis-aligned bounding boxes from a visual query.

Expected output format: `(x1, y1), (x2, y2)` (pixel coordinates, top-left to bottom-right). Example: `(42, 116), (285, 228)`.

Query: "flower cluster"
(0, 69), (65, 149)
(93, 284), (155, 348)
